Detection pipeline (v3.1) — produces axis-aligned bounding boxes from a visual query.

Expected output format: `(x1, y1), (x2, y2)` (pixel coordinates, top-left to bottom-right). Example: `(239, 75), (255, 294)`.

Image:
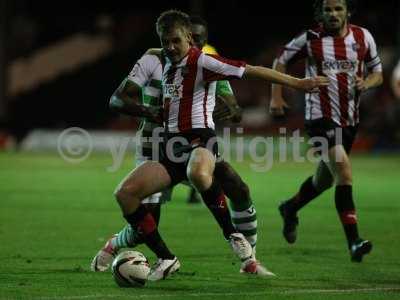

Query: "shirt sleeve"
(127, 54), (160, 87)
(199, 53), (246, 82)
(363, 29), (382, 73)
(277, 31), (308, 65)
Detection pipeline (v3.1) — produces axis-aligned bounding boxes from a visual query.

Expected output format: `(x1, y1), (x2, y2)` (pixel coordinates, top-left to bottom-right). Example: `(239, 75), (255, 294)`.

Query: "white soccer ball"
(111, 251), (151, 287)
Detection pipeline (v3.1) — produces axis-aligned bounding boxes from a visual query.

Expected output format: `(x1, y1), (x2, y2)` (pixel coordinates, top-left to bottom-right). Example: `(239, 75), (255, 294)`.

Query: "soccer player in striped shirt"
(92, 48), (271, 276)
(189, 15), (267, 273)
(187, 15), (242, 204)
(270, 0), (383, 262)
(92, 20), (271, 276)
(111, 9), (328, 281)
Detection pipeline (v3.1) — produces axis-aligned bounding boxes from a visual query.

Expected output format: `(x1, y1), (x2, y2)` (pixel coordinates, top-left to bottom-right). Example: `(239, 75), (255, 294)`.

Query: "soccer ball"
(111, 251), (151, 287)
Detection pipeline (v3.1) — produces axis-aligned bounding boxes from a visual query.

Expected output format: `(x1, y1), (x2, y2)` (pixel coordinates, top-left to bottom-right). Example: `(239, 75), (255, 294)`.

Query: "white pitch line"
(282, 287), (400, 294)
(32, 287), (400, 300)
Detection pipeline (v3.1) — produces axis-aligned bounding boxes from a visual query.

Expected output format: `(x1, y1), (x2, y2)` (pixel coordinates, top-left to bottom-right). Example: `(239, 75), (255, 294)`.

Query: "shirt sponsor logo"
(163, 84), (182, 99)
(322, 60), (358, 74)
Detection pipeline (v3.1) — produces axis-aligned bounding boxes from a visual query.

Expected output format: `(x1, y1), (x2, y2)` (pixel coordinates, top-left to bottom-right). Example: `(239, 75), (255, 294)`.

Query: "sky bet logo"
(322, 60), (358, 74)
(163, 84), (182, 99)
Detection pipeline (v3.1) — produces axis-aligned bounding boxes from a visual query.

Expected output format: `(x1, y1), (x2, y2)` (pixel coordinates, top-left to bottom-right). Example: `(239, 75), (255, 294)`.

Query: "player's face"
(321, 0), (348, 34)
(191, 24), (207, 49)
(160, 26), (192, 63)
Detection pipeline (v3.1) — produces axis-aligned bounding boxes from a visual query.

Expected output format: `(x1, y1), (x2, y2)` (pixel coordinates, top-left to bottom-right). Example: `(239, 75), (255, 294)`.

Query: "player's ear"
(186, 31), (192, 42)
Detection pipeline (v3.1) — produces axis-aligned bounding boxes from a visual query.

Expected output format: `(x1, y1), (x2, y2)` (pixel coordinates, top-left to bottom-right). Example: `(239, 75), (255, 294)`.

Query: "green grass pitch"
(1, 152), (399, 300)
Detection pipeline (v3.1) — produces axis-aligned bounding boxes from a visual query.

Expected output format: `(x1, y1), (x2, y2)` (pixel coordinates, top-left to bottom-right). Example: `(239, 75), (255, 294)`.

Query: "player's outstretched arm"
(243, 64), (329, 92)
(270, 60), (290, 117)
(109, 79), (162, 123)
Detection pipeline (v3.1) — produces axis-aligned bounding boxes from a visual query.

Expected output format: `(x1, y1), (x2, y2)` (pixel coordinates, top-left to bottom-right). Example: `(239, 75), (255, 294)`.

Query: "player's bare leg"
(280, 144), (371, 261)
(186, 147), (215, 192)
(214, 161), (274, 276)
(91, 193), (166, 272)
(114, 161), (170, 215)
(279, 161), (333, 243)
(215, 161), (256, 244)
(114, 161), (180, 280)
(187, 148), (252, 263)
(326, 145), (372, 262)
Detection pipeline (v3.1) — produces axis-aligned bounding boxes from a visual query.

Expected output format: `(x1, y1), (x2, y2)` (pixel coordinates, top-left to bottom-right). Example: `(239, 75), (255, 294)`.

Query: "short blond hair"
(156, 9), (191, 36)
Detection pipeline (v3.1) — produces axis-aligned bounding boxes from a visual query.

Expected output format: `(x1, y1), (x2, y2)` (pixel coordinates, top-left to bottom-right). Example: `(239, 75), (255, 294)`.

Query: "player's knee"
(187, 169), (212, 192)
(114, 186), (127, 205)
(114, 184), (139, 205)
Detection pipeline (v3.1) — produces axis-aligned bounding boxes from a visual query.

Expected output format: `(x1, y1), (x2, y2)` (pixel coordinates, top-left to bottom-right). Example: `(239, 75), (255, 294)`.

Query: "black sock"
(287, 176), (323, 213)
(201, 179), (236, 239)
(124, 205), (174, 259)
(335, 185), (359, 248)
(143, 230), (175, 259)
(144, 203), (161, 226)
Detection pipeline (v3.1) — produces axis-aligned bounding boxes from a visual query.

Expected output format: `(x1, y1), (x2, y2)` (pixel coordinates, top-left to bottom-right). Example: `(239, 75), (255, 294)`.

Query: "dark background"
(1, 0), (399, 149)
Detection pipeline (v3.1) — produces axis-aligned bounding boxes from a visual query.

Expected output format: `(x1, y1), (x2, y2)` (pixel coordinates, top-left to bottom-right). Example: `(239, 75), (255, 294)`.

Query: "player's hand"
(213, 96), (242, 123)
(355, 76), (367, 91)
(213, 104), (242, 123)
(230, 105), (243, 123)
(298, 76), (329, 92)
(269, 97), (290, 118)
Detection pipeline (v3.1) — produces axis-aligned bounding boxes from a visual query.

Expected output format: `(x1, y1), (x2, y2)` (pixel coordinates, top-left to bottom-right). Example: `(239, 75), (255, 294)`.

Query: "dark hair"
(313, 0), (357, 22)
(156, 9), (191, 36)
(189, 15), (208, 29)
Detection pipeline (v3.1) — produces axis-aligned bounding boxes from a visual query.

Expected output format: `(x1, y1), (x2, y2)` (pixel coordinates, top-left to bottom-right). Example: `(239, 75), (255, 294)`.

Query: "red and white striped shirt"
(162, 47), (246, 133)
(277, 24), (382, 126)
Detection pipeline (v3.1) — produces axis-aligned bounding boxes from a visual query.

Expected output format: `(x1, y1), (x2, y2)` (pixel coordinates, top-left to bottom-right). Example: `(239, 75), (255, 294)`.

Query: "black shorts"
(159, 128), (218, 186)
(305, 118), (358, 154)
